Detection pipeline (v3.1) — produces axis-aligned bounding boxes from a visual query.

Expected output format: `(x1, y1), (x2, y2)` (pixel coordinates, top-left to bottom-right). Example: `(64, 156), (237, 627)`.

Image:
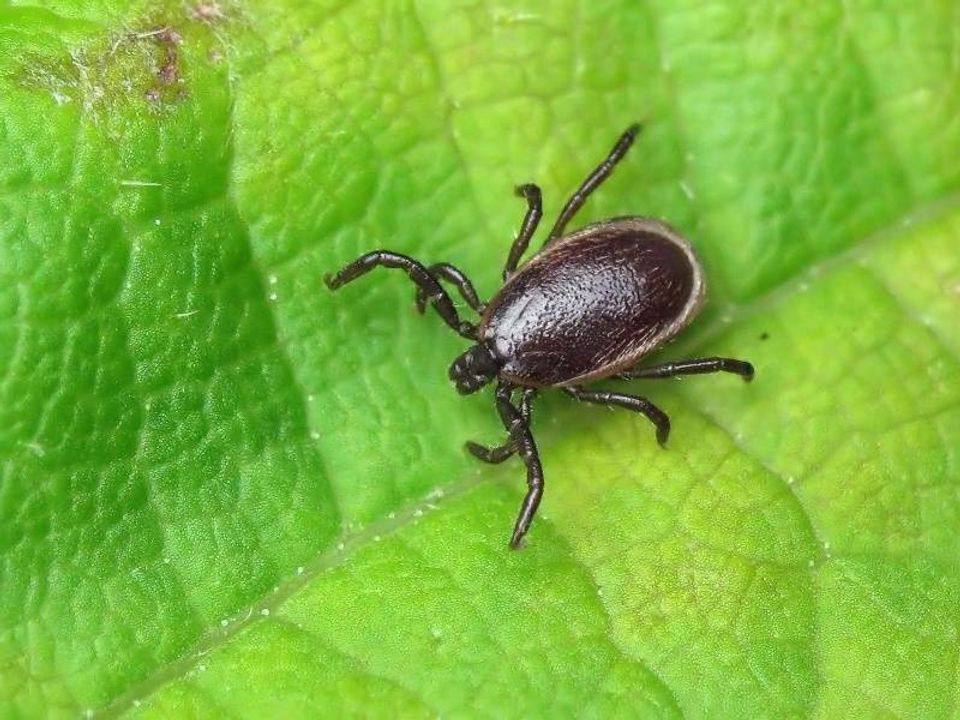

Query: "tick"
(325, 124), (754, 548)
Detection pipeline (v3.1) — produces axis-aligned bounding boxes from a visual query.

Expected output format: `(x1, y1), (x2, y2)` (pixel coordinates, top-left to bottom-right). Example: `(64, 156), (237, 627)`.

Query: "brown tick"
(326, 124), (754, 548)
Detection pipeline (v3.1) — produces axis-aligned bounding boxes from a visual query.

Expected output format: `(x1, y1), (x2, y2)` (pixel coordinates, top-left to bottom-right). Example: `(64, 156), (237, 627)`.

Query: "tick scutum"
(479, 217), (705, 388)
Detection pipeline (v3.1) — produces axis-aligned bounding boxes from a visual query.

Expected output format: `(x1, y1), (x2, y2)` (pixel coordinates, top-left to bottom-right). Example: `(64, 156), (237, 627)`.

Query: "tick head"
(449, 342), (500, 395)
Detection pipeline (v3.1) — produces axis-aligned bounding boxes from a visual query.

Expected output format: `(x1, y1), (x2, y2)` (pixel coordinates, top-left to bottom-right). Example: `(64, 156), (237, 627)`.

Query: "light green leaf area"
(1, 1), (959, 718)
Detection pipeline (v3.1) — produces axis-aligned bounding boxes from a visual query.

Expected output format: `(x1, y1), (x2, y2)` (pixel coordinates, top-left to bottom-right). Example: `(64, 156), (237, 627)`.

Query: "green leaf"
(2, 1), (959, 718)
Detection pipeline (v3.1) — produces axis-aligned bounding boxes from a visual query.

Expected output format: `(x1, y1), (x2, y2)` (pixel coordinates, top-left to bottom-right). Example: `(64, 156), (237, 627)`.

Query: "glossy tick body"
(325, 124), (754, 548)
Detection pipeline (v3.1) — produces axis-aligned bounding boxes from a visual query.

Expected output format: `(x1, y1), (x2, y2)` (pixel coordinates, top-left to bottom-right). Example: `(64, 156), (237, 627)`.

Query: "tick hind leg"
(622, 357), (755, 382)
(414, 262), (486, 315)
(545, 123), (642, 243)
(562, 386), (670, 446)
(325, 250), (475, 339)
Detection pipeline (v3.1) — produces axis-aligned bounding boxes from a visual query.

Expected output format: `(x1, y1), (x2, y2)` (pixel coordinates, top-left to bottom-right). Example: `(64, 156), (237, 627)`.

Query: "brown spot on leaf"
(190, 2), (226, 24)
(152, 28), (182, 87)
(12, 7), (230, 114)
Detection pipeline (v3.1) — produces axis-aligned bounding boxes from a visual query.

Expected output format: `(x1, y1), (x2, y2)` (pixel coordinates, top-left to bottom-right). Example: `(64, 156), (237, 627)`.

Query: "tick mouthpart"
(452, 374), (489, 395)
(449, 342), (500, 395)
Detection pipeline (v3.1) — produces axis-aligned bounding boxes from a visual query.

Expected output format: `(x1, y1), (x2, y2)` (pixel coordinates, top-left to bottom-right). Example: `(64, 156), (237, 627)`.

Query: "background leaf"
(2, 1), (959, 718)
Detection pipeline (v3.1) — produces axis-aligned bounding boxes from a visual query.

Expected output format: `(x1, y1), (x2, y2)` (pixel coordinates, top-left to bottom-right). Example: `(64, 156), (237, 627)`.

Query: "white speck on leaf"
(135, 27), (171, 39)
(492, 9), (539, 24)
(24, 442), (44, 457)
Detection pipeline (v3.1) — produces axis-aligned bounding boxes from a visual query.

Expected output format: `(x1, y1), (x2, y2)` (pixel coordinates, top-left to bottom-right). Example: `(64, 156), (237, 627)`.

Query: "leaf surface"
(1, 1), (959, 718)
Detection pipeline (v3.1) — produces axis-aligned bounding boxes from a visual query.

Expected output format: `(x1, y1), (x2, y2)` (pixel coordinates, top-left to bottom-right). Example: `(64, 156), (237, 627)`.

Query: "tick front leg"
(465, 440), (514, 464)
(502, 184), (543, 280)
(622, 357), (755, 382)
(465, 389), (535, 464)
(562, 386), (670, 446)
(414, 262), (485, 315)
(545, 123), (642, 243)
(493, 384), (544, 549)
(324, 250), (475, 339)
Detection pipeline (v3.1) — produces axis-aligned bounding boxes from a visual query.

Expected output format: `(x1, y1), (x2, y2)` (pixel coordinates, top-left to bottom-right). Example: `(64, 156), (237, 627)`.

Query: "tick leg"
(562, 386), (670, 446)
(325, 250), (475, 339)
(465, 389), (536, 464)
(414, 262), (485, 315)
(465, 440), (515, 464)
(491, 384), (544, 548)
(502, 184), (543, 280)
(545, 123), (642, 243)
(622, 357), (755, 382)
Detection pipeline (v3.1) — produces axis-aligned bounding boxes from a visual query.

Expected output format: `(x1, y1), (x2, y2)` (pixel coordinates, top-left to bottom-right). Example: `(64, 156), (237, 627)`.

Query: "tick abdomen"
(480, 218), (704, 387)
